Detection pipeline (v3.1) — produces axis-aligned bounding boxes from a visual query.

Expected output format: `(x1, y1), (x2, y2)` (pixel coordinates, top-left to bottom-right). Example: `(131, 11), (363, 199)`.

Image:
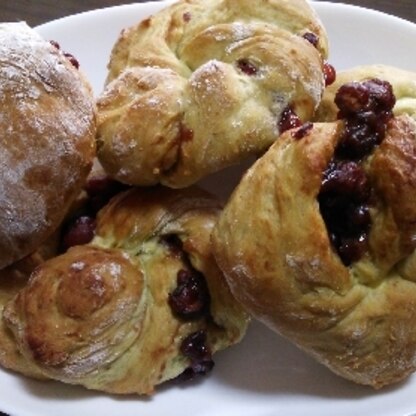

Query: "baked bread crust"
(0, 22), (96, 268)
(0, 229), (60, 379)
(315, 64), (416, 122)
(3, 186), (248, 394)
(97, 0), (328, 188)
(212, 114), (416, 388)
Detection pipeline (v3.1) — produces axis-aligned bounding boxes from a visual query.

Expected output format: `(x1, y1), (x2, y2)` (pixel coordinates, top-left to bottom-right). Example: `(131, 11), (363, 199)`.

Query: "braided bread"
(96, 0), (328, 188)
(0, 22), (96, 269)
(212, 77), (416, 388)
(3, 186), (248, 395)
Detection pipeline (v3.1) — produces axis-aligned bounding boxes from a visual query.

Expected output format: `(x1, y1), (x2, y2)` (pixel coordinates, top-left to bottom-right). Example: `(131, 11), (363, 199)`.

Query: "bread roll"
(0, 22), (96, 269)
(3, 186), (248, 394)
(96, 0), (328, 188)
(213, 77), (416, 388)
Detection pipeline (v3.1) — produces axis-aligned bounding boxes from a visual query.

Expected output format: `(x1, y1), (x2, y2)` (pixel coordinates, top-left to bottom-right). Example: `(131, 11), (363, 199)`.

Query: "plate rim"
(2, 1), (416, 416)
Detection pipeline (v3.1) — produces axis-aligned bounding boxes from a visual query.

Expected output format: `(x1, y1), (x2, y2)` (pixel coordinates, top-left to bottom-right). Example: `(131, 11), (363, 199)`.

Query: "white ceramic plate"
(1, 2), (416, 416)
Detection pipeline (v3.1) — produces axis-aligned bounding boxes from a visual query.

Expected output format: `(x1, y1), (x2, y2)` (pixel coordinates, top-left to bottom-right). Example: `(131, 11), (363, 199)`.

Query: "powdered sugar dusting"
(71, 261), (86, 271)
(0, 22), (95, 267)
(231, 22), (253, 41)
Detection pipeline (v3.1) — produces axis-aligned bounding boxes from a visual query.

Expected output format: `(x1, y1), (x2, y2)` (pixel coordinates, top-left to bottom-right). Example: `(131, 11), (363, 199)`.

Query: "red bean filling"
(163, 234), (211, 320)
(168, 269), (210, 320)
(323, 62), (336, 87)
(61, 216), (96, 251)
(161, 234), (214, 379)
(60, 176), (127, 252)
(278, 105), (302, 133)
(236, 58), (258, 76)
(292, 121), (313, 140)
(318, 79), (395, 265)
(84, 175), (128, 213)
(302, 32), (336, 87)
(179, 330), (214, 380)
(302, 32), (319, 48)
(49, 39), (80, 69)
(63, 52), (80, 69)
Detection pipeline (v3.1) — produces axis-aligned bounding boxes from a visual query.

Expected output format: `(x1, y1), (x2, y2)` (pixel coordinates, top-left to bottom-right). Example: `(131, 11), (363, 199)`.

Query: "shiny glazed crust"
(3, 186), (248, 395)
(212, 114), (416, 388)
(96, 0), (328, 188)
(315, 64), (416, 122)
(0, 23), (96, 268)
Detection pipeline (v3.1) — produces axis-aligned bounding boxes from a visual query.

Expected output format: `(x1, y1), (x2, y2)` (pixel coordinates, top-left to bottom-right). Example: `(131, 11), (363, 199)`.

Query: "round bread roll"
(97, 0), (329, 188)
(315, 64), (416, 122)
(212, 77), (416, 388)
(0, 22), (96, 269)
(3, 186), (248, 395)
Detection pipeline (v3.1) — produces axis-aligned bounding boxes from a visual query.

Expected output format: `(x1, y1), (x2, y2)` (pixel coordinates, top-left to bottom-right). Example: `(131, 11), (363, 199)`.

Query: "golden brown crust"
(96, 0), (327, 188)
(0, 22), (96, 268)
(315, 64), (416, 122)
(3, 186), (248, 395)
(212, 115), (416, 388)
(0, 231), (61, 379)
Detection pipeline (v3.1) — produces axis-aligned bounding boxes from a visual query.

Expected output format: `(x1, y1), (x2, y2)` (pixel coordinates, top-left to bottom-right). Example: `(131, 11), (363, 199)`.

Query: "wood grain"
(1, 0), (415, 26)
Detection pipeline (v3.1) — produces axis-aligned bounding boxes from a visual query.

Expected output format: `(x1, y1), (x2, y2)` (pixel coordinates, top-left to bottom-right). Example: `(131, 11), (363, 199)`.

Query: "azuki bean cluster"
(61, 176), (127, 251)
(318, 79), (396, 265)
(162, 235), (214, 380)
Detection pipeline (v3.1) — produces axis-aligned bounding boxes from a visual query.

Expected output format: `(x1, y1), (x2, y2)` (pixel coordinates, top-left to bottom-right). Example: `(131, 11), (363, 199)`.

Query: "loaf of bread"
(0, 22), (96, 269)
(96, 0), (329, 188)
(2, 186), (248, 394)
(212, 77), (416, 388)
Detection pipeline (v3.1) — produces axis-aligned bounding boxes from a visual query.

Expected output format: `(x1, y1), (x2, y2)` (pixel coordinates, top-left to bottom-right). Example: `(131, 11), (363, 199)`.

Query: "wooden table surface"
(2, 0), (415, 26)
(0, 0), (415, 415)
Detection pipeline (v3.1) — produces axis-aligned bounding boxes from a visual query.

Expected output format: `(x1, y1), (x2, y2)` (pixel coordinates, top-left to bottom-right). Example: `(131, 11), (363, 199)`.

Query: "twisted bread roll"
(0, 231), (60, 379)
(315, 64), (416, 122)
(212, 77), (416, 387)
(0, 22), (96, 269)
(97, 0), (328, 188)
(3, 186), (248, 395)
